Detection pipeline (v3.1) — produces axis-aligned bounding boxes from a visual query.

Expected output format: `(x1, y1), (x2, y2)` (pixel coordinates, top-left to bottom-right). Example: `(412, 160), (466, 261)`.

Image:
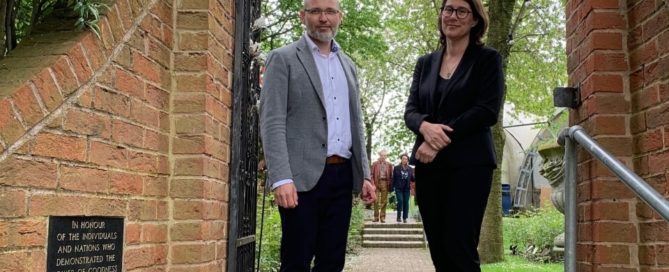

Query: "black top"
(392, 165), (414, 191)
(434, 76), (450, 110)
(404, 44), (504, 167)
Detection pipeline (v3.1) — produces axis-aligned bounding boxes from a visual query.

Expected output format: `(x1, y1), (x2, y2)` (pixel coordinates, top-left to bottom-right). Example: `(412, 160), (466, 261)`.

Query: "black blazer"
(404, 44), (504, 167)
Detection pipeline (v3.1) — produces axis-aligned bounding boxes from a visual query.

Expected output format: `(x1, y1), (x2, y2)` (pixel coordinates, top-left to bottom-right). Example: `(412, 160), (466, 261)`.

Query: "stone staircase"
(362, 221), (426, 248)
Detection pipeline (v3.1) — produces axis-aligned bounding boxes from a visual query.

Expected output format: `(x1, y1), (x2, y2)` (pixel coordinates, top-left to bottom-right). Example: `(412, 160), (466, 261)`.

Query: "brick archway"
(566, 1), (669, 270)
(0, 0), (238, 270)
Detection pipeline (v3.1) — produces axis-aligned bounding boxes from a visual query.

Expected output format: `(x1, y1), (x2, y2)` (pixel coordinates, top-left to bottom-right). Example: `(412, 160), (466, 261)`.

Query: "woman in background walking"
(392, 154), (414, 223)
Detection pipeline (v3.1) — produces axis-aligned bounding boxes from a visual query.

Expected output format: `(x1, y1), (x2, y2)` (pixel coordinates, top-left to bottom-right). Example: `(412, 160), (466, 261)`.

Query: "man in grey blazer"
(259, 0), (376, 270)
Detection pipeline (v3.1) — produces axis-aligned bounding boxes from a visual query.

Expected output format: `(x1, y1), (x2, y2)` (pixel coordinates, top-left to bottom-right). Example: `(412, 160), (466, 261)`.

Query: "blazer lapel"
(296, 36), (326, 108)
(437, 44), (478, 109)
(427, 49), (444, 115)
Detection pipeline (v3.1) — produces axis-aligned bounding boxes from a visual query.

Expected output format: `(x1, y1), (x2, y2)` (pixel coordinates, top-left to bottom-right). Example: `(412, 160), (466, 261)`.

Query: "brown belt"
(326, 155), (348, 164)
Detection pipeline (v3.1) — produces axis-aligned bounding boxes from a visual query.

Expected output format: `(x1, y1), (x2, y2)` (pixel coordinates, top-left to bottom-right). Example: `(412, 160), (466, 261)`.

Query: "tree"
(1, 0), (7, 55)
(366, 0), (441, 158)
(260, 0), (302, 51)
(479, 0), (517, 263)
(261, 0), (387, 60)
(479, 0), (566, 263)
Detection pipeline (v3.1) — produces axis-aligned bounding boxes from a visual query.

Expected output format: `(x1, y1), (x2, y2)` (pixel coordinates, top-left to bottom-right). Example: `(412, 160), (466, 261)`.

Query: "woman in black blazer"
(403, 0), (504, 270)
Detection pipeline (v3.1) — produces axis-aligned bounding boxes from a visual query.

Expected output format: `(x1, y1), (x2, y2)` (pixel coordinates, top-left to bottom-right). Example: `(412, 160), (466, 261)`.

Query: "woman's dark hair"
(438, 0), (489, 47)
(400, 153), (409, 160)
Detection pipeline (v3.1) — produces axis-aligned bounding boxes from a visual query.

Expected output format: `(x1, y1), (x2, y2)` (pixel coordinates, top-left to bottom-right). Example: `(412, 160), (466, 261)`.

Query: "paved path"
(344, 210), (434, 271)
(344, 248), (434, 272)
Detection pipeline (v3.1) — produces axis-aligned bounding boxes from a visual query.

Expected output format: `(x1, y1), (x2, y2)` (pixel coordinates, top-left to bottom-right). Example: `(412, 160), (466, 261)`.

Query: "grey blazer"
(259, 36), (371, 193)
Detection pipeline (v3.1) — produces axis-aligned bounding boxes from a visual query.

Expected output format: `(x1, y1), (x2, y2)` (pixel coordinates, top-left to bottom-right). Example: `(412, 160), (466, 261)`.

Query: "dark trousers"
(395, 189), (410, 220)
(415, 164), (493, 272)
(278, 161), (353, 272)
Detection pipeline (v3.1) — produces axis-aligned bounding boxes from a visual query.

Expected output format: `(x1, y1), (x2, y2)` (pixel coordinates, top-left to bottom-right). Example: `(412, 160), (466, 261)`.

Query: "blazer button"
(322, 117), (326, 120)
(321, 144), (326, 147)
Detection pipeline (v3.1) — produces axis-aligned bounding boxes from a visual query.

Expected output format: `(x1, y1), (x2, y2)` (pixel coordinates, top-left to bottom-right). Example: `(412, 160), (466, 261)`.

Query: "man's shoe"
(396, 219), (401, 222)
(380, 220), (385, 223)
(403, 219), (407, 223)
(372, 219), (379, 222)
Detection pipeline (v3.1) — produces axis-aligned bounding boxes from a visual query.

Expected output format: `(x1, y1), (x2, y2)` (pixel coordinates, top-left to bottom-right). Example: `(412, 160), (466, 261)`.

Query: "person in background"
(258, 0), (376, 270)
(403, 0), (504, 270)
(392, 153), (414, 223)
(371, 149), (393, 223)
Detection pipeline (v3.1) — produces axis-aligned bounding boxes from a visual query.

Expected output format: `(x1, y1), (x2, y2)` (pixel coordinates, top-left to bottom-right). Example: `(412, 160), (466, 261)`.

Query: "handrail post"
(560, 128), (577, 272)
(559, 125), (669, 271)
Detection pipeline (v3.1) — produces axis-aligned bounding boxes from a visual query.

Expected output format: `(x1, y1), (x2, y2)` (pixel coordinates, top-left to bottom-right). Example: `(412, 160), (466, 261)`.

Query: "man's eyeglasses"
(304, 8), (340, 16)
(442, 6), (472, 19)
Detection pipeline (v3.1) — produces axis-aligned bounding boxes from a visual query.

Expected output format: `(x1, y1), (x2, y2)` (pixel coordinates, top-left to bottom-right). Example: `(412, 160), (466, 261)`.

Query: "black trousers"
(278, 161), (353, 272)
(415, 163), (493, 272)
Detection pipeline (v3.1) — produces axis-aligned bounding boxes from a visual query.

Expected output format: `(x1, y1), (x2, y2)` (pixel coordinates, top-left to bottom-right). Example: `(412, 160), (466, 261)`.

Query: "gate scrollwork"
(227, 0), (262, 271)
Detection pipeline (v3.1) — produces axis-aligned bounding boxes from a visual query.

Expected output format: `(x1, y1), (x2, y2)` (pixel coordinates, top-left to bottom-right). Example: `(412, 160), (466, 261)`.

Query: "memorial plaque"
(47, 216), (124, 272)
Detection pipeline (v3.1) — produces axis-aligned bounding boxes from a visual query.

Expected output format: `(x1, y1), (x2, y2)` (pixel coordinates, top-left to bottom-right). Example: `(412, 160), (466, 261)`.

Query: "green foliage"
(338, 0), (387, 64)
(2, 0), (107, 57)
(546, 109), (568, 138)
(504, 205), (564, 253)
(8, 0), (60, 47)
(14, 0), (35, 40)
(386, 191), (396, 210)
(260, 0), (302, 51)
(408, 195), (421, 221)
(256, 193), (281, 272)
(505, 0), (568, 119)
(260, 0), (387, 59)
(346, 199), (366, 253)
(69, 0), (107, 38)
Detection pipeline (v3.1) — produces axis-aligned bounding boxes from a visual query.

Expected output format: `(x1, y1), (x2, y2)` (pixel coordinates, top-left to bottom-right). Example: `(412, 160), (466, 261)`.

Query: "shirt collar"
(304, 33), (340, 54)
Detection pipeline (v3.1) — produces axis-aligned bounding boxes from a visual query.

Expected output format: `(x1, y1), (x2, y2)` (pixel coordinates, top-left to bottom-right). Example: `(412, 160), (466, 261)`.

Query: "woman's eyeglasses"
(442, 7), (472, 19)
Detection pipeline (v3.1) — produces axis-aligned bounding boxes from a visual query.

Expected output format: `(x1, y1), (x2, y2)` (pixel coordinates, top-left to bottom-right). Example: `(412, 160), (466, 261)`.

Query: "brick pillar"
(170, 0), (233, 270)
(626, 0), (669, 270)
(566, 1), (638, 271)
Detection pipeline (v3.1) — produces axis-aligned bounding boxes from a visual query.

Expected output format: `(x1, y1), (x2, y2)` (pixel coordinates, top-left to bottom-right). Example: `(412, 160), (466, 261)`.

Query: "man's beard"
(307, 26), (338, 43)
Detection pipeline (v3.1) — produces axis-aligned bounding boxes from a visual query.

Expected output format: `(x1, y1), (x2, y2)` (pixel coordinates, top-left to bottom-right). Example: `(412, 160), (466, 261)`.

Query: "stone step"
(364, 222), (423, 229)
(363, 234), (424, 242)
(363, 228), (424, 235)
(362, 240), (425, 248)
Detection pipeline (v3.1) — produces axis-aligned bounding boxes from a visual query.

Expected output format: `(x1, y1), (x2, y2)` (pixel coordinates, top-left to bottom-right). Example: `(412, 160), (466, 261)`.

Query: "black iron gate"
(227, 0), (262, 271)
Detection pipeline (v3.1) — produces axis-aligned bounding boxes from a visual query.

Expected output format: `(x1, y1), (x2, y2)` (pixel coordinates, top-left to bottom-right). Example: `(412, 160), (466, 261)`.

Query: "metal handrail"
(558, 125), (669, 272)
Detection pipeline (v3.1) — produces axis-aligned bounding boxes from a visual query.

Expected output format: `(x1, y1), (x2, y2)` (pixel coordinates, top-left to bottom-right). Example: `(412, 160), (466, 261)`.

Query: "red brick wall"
(0, 0), (235, 271)
(567, 0), (669, 270)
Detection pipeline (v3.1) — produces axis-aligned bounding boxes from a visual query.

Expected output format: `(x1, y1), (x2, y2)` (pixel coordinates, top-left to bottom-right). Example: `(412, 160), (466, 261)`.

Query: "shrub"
(387, 191), (397, 210)
(2, 0), (107, 57)
(256, 193), (281, 272)
(346, 199), (365, 253)
(504, 205), (564, 262)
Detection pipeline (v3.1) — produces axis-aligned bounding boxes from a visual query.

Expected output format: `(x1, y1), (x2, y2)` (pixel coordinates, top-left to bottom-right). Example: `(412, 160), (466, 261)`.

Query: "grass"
(482, 254), (563, 271)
